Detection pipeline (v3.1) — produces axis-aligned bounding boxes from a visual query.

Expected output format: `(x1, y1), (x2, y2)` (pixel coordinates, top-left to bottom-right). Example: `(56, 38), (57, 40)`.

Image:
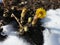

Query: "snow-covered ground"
(0, 25), (31, 45)
(42, 9), (60, 45)
(0, 9), (60, 45)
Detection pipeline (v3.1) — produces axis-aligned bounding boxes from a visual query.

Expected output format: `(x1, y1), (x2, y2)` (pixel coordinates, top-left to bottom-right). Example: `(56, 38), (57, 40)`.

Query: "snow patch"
(0, 24), (30, 45)
(42, 9), (60, 45)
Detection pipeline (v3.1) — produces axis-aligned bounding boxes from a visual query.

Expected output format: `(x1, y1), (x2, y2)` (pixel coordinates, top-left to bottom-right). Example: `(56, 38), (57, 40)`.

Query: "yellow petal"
(36, 8), (46, 19)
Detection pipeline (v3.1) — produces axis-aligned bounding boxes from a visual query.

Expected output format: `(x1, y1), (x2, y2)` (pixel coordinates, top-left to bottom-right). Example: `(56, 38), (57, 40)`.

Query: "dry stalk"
(11, 7), (27, 34)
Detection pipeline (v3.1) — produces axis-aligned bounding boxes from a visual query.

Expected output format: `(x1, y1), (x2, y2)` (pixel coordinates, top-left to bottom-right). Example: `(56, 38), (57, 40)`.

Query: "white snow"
(0, 25), (31, 45)
(2, 35), (30, 45)
(42, 9), (60, 45)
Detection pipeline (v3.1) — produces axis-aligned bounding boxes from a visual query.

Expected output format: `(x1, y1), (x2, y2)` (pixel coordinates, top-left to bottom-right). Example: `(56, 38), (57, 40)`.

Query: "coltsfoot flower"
(35, 8), (46, 19)
(32, 8), (46, 26)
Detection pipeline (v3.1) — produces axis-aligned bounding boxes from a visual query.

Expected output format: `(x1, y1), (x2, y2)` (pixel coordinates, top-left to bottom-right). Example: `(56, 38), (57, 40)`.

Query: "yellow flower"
(35, 8), (46, 19)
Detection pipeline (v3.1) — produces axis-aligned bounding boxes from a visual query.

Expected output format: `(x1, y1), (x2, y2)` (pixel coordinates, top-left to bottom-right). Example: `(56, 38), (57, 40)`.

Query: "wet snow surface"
(0, 9), (60, 45)
(0, 25), (31, 45)
(42, 9), (60, 45)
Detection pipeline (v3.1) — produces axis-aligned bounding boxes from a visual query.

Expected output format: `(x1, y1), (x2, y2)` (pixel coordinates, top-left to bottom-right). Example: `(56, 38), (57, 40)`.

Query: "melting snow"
(42, 9), (60, 45)
(0, 25), (31, 45)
